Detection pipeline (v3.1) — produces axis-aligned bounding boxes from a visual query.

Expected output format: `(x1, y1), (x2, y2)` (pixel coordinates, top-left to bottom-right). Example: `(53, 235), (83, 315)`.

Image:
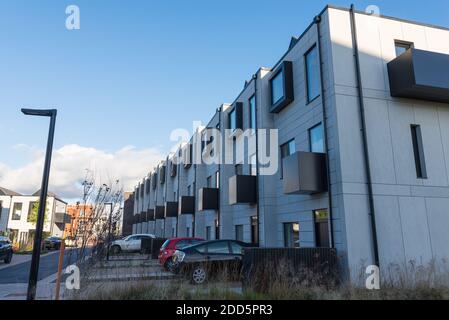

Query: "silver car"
(110, 234), (156, 254)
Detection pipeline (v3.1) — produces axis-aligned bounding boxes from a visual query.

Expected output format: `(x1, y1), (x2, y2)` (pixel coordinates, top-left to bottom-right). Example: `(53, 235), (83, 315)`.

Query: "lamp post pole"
(105, 203), (113, 261)
(22, 108), (57, 301)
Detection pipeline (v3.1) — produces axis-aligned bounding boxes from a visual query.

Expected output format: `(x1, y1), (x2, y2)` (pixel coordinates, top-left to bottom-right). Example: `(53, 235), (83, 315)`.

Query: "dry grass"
(70, 259), (449, 300)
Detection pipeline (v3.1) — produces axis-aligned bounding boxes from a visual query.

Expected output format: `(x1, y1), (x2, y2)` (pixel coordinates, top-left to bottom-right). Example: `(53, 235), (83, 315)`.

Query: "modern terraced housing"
(127, 5), (449, 279)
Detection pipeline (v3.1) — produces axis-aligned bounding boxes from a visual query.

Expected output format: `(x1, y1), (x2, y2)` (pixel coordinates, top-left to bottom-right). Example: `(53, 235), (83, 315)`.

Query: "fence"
(241, 247), (339, 292)
(140, 238), (167, 259)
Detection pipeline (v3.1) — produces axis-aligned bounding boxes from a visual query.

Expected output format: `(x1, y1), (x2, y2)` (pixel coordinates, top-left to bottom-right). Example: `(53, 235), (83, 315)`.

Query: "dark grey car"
(172, 240), (252, 284)
(0, 236), (13, 264)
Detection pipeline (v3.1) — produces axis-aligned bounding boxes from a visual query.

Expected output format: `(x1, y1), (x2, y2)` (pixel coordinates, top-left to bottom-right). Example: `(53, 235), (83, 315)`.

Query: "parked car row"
(158, 238), (253, 285)
(0, 236), (13, 264)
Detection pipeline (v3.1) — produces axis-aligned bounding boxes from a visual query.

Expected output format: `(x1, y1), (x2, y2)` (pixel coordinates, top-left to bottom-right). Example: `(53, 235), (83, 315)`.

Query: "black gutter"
(253, 73), (261, 247)
(177, 148), (181, 237)
(314, 15), (334, 249)
(217, 107), (222, 240)
(349, 5), (380, 267)
(164, 156), (169, 237)
(193, 135), (198, 237)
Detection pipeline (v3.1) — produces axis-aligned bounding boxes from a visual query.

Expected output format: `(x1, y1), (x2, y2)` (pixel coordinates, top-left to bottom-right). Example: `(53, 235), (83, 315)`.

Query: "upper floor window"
(250, 154), (257, 176)
(411, 124), (427, 179)
(280, 139), (296, 179)
(215, 171), (220, 189)
(249, 95), (256, 129)
(305, 45), (320, 103)
(271, 70), (284, 105)
(187, 185), (192, 196)
(235, 164), (243, 175)
(207, 176), (212, 188)
(309, 123), (325, 153)
(395, 40), (414, 57)
(27, 202), (39, 222)
(12, 203), (22, 220)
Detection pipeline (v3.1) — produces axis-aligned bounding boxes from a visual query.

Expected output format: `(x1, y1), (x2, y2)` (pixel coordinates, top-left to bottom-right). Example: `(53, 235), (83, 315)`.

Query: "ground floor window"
(206, 226), (211, 240)
(235, 225), (244, 242)
(283, 222), (299, 248)
(186, 227), (191, 237)
(250, 216), (258, 245)
(215, 218), (219, 240)
(314, 209), (330, 248)
(172, 227), (176, 238)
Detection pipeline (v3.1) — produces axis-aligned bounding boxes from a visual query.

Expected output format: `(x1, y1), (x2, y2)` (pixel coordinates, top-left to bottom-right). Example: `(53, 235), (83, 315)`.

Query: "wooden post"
(55, 240), (66, 300)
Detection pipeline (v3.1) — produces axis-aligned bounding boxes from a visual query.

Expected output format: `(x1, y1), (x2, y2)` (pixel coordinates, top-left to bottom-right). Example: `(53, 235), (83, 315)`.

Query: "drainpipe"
(217, 107), (222, 240)
(253, 73), (261, 247)
(177, 148), (181, 237)
(349, 4), (380, 267)
(154, 166), (158, 236)
(164, 156), (169, 238)
(193, 135), (198, 238)
(314, 15), (335, 248)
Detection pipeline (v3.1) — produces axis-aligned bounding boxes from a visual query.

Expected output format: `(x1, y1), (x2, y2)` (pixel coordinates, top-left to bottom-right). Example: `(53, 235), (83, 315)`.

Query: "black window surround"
(159, 165), (166, 184)
(183, 144), (193, 169)
(152, 173), (158, 190)
(248, 94), (256, 129)
(145, 178), (151, 194)
(170, 160), (177, 177)
(411, 124), (427, 179)
(269, 61), (294, 113)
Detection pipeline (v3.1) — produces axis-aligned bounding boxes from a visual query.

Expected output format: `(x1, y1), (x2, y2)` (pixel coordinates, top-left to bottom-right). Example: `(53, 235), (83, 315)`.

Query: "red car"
(159, 238), (204, 270)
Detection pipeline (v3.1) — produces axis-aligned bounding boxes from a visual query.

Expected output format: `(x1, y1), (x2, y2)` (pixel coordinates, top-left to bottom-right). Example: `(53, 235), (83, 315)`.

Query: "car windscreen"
(160, 240), (170, 250)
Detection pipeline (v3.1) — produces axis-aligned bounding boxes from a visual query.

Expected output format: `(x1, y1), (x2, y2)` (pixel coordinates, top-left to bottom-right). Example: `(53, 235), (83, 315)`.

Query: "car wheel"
(4, 251), (12, 264)
(111, 245), (121, 255)
(191, 265), (207, 285)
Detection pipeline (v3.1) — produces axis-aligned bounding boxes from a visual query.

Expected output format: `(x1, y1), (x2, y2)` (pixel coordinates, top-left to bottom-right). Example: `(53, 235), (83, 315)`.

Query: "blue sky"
(0, 0), (448, 198)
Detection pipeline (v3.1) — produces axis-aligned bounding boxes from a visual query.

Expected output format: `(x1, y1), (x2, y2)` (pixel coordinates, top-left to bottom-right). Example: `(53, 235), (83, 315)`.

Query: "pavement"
(0, 248), (84, 300)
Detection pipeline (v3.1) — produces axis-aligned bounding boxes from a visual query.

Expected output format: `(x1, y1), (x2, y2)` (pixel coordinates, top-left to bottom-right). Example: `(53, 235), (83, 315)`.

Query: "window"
(284, 222), (300, 248)
(187, 185), (191, 196)
(207, 176), (212, 188)
(215, 219), (220, 240)
(235, 164), (243, 176)
(395, 40), (414, 57)
(411, 124), (427, 179)
(175, 240), (189, 249)
(305, 45), (320, 102)
(235, 225), (244, 242)
(215, 171), (220, 189)
(280, 139), (296, 179)
(249, 95), (256, 129)
(206, 226), (212, 240)
(195, 244), (207, 253)
(314, 209), (330, 248)
(186, 227), (191, 237)
(230, 242), (244, 255)
(12, 203), (22, 221)
(271, 70), (284, 105)
(309, 123), (325, 153)
(250, 154), (257, 176)
(251, 216), (259, 245)
(229, 108), (237, 131)
(207, 241), (231, 254)
(0, 201), (2, 220)
(27, 202), (39, 222)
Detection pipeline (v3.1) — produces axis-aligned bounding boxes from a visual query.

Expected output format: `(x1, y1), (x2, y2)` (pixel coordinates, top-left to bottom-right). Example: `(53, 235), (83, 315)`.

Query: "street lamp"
(105, 202), (113, 261)
(22, 108), (57, 301)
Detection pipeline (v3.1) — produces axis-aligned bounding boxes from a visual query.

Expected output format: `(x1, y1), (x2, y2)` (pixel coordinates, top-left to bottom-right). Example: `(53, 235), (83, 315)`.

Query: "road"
(0, 249), (82, 284)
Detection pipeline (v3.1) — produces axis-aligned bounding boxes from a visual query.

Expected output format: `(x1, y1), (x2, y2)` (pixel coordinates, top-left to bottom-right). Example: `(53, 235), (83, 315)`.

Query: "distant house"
(0, 186), (69, 247)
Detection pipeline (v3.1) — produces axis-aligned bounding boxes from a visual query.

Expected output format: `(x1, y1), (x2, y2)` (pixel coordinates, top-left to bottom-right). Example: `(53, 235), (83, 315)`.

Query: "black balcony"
(155, 206), (165, 220)
(147, 209), (155, 222)
(198, 188), (219, 211)
(54, 212), (71, 224)
(229, 175), (257, 205)
(179, 196), (195, 215)
(282, 151), (328, 195)
(388, 48), (449, 104)
(165, 202), (179, 218)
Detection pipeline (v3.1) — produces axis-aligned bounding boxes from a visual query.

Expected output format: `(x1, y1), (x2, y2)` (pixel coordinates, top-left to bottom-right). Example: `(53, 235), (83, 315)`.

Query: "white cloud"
(0, 144), (164, 201)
